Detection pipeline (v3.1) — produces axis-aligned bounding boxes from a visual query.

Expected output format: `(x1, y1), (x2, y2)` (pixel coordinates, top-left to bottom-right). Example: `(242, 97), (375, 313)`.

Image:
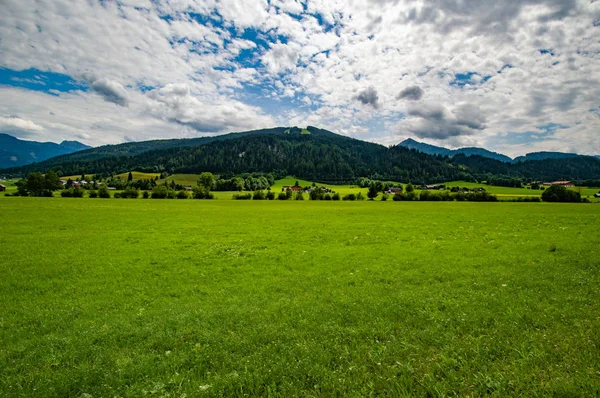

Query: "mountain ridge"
(399, 138), (597, 164)
(3, 127), (600, 184)
(0, 133), (91, 169)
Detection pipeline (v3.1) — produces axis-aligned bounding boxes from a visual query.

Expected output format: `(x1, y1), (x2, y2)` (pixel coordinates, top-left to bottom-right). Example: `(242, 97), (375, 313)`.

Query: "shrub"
(343, 193), (356, 201)
(252, 190), (265, 200)
(152, 185), (168, 199)
(392, 193), (403, 202)
(323, 194), (332, 201)
(89, 190), (98, 198)
(166, 190), (176, 199)
(114, 192), (122, 198)
(356, 192), (365, 201)
(61, 187), (85, 198)
(295, 191), (304, 200)
(232, 193), (252, 200)
(332, 192), (341, 201)
(142, 191), (149, 199)
(193, 186), (212, 199)
(278, 192), (288, 200)
(541, 185), (581, 203)
(266, 191), (275, 200)
(381, 193), (389, 201)
(98, 186), (111, 198)
(176, 190), (189, 199)
(121, 187), (139, 199)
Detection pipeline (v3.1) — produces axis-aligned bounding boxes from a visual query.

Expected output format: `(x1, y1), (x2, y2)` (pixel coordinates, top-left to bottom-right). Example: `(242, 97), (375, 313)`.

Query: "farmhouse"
(385, 187), (403, 194)
(0, 184), (6, 192)
(595, 193), (600, 198)
(550, 181), (575, 187)
(425, 184), (445, 190)
(282, 185), (302, 192)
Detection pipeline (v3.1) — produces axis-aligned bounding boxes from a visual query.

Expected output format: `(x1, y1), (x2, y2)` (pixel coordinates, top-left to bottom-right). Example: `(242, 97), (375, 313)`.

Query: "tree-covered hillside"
(3, 126), (600, 184)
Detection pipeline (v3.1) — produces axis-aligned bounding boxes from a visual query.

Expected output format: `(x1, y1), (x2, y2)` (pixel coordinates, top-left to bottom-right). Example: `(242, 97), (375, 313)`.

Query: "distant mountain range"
(399, 138), (596, 164)
(0, 133), (90, 169)
(399, 138), (513, 163)
(3, 127), (600, 183)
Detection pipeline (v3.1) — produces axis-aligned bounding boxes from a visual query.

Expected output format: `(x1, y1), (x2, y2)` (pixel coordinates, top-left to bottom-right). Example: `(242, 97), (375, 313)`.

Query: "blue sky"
(0, 0), (599, 157)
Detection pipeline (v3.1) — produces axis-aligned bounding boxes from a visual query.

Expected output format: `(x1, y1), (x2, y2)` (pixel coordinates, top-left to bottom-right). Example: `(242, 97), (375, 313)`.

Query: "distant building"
(595, 193), (600, 198)
(282, 185), (302, 192)
(550, 181), (575, 187)
(0, 184), (6, 192)
(385, 187), (403, 194)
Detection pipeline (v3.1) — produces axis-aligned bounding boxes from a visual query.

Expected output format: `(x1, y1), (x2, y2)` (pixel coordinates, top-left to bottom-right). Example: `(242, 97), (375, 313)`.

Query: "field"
(446, 180), (600, 201)
(271, 176), (367, 196)
(156, 174), (199, 186)
(1, 198), (599, 397)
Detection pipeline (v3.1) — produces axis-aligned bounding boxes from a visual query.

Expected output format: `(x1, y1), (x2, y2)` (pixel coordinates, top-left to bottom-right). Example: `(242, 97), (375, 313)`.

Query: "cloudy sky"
(1, 0), (599, 157)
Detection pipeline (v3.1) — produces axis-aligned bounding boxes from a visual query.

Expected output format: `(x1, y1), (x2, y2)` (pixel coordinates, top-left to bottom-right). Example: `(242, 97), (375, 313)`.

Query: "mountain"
(513, 151), (581, 163)
(0, 133), (91, 169)
(399, 138), (513, 163)
(398, 138), (452, 157)
(0, 127), (468, 184)
(3, 127), (600, 183)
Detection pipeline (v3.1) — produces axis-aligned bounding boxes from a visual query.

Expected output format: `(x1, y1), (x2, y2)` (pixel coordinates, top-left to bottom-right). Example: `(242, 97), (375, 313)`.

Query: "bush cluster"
(541, 185), (582, 203)
(61, 187), (85, 198)
(342, 192), (365, 201)
(232, 193), (252, 200)
(192, 187), (214, 199)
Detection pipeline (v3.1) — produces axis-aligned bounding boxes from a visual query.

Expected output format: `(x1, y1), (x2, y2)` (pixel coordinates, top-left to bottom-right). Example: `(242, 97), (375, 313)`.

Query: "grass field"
(1, 199), (599, 396)
(446, 180), (600, 197)
(115, 171), (161, 181)
(156, 173), (199, 186)
(271, 177), (367, 196)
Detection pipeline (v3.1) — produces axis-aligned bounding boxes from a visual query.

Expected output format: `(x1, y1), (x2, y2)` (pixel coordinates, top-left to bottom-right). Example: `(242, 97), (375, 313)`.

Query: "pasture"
(0, 199), (599, 397)
(156, 173), (199, 186)
(445, 180), (600, 201)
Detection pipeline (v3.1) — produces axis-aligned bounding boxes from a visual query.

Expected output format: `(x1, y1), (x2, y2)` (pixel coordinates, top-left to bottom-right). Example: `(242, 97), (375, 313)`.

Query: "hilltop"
(3, 127), (600, 184)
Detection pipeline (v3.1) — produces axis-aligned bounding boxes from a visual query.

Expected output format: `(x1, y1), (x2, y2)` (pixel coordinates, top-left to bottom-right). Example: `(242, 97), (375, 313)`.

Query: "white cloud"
(0, 0), (598, 156)
(0, 115), (45, 133)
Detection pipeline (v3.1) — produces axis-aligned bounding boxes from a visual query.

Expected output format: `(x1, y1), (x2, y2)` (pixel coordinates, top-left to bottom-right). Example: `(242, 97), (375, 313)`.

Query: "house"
(385, 187), (403, 194)
(595, 193), (600, 198)
(0, 184), (6, 192)
(60, 180), (67, 186)
(425, 184), (445, 190)
(550, 181), (574, 187)
(282, 185), (302, 192)
(185, 186), (193, 191)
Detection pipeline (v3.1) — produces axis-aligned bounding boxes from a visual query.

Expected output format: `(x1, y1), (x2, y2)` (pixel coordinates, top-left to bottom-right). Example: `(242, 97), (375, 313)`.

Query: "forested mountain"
(512, 151), (581, 162)
(3, 126), (600, 184)
(0, 133), (90, 168)
(399, 138), (513, 163)
(451, 154), (600, 181)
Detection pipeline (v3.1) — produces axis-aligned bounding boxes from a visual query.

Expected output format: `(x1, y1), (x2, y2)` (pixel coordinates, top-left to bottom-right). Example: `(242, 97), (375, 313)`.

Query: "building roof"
(0, 184), (6, 188)
(551, 181), (573, 185)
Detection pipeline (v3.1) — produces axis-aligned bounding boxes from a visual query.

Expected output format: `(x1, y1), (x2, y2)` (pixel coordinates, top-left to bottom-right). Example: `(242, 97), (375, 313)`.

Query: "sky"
(0, 0), (599, 158)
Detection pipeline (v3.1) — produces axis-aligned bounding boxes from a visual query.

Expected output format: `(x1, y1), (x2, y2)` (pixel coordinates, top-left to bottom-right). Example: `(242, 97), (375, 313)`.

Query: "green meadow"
(1, 198), (599, 397)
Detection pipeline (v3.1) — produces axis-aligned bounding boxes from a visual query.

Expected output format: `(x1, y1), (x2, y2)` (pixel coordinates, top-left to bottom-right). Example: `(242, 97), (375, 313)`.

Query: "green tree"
(128, 172), (133, 182)
(405, 183), (414, 193)
(197, 172), (215, 191)
(541, 185), (581, 203)
(367, 183), (378, 200)
(44, 171), (62, 191)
